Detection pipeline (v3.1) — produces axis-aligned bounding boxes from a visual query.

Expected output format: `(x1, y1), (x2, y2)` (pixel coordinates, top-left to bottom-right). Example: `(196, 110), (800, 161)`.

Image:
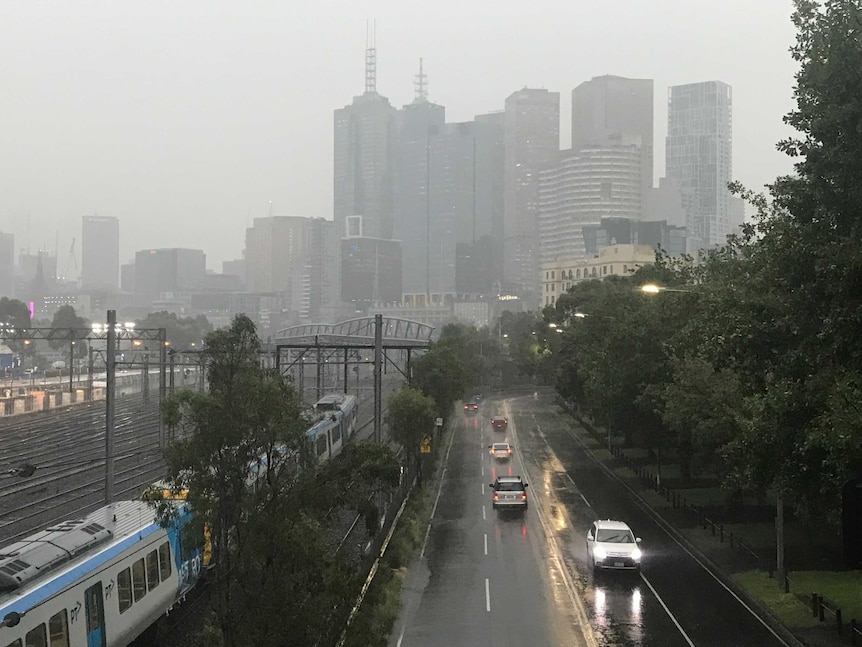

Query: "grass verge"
(341, 475), (434, 647)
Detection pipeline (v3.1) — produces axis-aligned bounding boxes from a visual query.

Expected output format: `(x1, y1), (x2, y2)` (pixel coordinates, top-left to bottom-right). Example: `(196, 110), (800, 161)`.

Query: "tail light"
(493, 492), (499, 500)
(507, 448), (512, 454)
(521, 492), (527, 500)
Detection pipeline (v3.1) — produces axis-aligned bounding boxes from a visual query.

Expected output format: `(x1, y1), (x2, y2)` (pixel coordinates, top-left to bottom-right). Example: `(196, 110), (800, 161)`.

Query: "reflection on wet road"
(390, 391), (792, 647)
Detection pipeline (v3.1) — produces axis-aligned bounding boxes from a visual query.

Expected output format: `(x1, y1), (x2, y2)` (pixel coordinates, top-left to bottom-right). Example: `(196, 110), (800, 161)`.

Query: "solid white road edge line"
(640, 573), (696, 647)
(562, 420), (793, 647)
(421, 413), (459, 558)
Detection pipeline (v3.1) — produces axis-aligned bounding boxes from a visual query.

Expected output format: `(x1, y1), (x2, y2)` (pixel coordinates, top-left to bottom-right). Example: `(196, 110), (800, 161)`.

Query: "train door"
(84, 582), (106, 647)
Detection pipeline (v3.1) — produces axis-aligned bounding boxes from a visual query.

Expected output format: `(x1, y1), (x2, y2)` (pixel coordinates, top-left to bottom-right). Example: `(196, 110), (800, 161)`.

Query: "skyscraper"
(666, 81), (733, 249)
(133, 248), (206, 307)
(394, 61), (445, 297)
(571, 75), (654, 202)
(539, 136), (643, 266)
(333, 38), (398, 240)
(81, 216), (119, 291)
(503, 88), (560, 304)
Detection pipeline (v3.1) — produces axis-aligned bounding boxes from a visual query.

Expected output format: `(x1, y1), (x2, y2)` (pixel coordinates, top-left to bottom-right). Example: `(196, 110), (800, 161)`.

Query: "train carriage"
(0, 499), (206, 647)
(306, 393), (358, 462)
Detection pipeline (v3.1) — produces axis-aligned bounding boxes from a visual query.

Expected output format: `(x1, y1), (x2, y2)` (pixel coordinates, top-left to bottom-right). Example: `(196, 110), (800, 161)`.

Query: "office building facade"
(666, 81), (733, 249)
(81, 216), (119, 291)
(572, 75), (654, 203)
(538, 138), (643, 267)
(503, 88), (560, 306)
(133, 248), (206, 307)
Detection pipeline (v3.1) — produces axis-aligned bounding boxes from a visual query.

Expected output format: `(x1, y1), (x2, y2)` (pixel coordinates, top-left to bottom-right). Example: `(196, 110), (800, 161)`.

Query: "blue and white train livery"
(0, 499), (207, 647)
(307, 393), (358, 462)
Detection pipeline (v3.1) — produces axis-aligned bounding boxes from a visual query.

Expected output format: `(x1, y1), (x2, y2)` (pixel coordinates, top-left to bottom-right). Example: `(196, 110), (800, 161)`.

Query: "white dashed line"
(484, 533), (488, 555)
(485, 578), (491, 611)
(482, 505), (486, 520)
(580, 493), (591, 507)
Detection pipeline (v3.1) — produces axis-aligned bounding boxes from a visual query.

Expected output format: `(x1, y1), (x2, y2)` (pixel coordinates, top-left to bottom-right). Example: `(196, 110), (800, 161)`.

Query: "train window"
(5, 640), (22, 647)
(24, 624), (47, 647)
(159, 542), (172, 581)
(117, 567), (133, 613)
(131, 558), (147, 602)
(146, 550), (160, 591)
(316, 433), (327, 457)
(48, 610), (69, 647)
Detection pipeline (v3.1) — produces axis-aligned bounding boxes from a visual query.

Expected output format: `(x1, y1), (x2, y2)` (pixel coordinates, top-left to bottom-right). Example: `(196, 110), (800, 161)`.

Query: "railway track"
(0, 378), (403, 545)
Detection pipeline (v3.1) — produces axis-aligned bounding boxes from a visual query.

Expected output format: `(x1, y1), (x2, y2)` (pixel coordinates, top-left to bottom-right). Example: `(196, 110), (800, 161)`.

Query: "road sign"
(420, 435), (432, 453)
(435, 417), (443, 427)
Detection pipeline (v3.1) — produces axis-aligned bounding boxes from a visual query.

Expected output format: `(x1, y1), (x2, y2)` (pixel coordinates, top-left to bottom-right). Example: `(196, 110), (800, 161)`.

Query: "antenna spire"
(365, 20), (377, 94)
(414, 58), (428, 103)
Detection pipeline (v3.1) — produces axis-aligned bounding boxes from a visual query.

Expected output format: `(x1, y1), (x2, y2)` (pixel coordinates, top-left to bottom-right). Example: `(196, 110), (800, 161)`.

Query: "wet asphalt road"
(390, 391), (793, 647)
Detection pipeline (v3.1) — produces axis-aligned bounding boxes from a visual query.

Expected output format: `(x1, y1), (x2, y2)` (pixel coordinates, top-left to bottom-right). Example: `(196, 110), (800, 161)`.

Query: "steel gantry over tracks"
(273, 315), (434, 441)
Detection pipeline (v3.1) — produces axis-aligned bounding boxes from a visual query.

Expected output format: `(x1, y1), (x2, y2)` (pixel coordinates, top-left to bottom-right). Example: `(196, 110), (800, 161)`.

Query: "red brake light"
(521, 492), (527, 500)
(493, 492), (499, 500)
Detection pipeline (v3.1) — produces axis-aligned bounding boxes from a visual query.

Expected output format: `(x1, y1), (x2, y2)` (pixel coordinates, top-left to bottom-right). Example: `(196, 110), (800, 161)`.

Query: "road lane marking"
(504, 399), (599, 647)
(420, 414), (459, 559)
(482, 505), (486, 520)
(640, 573), (695, 646)
(485, 578), (491, 611)
(566, 473), (575, 485)
(580, 493), (591, 507)
(561, 420), (794, 646)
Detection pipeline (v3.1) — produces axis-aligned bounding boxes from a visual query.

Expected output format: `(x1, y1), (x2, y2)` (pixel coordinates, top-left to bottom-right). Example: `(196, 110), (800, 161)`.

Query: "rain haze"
(0, 0), (798, 271)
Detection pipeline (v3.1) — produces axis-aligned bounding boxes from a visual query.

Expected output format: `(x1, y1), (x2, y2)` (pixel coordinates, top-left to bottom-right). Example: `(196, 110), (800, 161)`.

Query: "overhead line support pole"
(105, 310), (116, 505)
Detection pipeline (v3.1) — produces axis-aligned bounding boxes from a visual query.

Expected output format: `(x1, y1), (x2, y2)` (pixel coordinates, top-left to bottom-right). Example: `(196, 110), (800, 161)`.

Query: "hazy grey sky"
(0, 1), (799, 272)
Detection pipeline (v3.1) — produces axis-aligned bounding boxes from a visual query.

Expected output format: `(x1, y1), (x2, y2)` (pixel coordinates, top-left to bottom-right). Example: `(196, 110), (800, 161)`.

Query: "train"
(306, 393), (359, 462)
(0, 498), (208, 647)
(0, 393), (358, 646)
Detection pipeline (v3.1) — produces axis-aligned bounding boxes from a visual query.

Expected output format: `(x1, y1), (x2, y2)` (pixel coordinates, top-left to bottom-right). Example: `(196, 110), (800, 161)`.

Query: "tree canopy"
(541, 0), (862, 524)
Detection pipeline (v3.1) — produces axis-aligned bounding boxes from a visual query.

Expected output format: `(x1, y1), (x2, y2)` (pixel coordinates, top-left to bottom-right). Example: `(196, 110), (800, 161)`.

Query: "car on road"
(490, 415), (508, 431)
(586, 519), (642, 573)
(463, 401), (479, 415)
(490, 475), (528, 511)
(488, 442), (513, 461)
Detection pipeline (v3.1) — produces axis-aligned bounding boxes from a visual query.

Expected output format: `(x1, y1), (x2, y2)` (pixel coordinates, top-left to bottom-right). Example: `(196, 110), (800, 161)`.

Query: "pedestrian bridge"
(274, 316), (434, 349)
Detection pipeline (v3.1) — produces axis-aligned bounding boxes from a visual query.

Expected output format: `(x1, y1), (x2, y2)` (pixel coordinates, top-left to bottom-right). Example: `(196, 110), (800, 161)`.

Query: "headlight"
(593, 546), (607, 559)
(631, 547), (642, 561)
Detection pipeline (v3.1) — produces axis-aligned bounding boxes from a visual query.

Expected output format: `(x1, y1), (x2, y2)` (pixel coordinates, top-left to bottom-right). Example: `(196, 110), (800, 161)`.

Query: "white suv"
(586, 520), (642, 572)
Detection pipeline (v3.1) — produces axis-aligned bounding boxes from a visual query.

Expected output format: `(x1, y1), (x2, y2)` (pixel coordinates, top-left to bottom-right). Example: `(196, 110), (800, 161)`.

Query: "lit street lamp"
(640, 283), (692, 294)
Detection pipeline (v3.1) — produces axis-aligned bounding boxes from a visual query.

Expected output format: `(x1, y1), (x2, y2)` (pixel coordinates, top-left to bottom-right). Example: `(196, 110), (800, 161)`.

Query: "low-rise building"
(541, 243), (656, 308)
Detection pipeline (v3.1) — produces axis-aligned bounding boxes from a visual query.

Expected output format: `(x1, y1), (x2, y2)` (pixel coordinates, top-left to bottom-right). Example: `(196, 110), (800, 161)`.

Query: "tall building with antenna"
(333, 26), (398, 241)
(395, 58), (445, 300)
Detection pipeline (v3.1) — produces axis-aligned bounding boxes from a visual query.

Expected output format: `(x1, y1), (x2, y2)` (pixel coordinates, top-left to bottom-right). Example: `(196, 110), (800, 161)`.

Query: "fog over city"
(0, 0), (798, 271)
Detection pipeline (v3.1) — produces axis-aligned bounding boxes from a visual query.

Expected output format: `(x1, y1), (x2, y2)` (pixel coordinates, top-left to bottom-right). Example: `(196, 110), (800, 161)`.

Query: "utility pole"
(158, 330), (167, 449)
(373, 314), (383, 442)
(105, 310), (116, 504)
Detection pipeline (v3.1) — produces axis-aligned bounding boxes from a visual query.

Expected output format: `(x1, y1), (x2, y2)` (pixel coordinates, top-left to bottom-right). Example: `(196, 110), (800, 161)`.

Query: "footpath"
(557, 402), (861, 647)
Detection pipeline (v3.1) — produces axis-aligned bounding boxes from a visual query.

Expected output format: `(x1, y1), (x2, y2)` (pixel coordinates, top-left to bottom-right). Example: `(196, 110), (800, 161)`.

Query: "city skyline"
(0, 2), (798, 270)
